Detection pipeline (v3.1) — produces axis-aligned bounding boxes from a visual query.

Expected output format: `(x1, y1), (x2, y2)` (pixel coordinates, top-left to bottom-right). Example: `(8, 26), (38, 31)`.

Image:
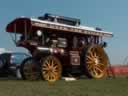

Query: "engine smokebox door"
(70, 51), (80, 65)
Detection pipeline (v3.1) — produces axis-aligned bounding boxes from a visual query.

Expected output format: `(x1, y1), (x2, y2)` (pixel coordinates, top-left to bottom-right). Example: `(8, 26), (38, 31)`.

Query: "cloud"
(0, 48), (6, 54)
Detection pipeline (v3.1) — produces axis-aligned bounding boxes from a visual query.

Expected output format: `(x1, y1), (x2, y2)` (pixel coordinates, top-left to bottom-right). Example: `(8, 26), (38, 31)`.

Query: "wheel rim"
(0, 59), (3, 68)
(22, 58), (40, 80)
(86, 46), (108, 78)
(41, 56), (61, 82)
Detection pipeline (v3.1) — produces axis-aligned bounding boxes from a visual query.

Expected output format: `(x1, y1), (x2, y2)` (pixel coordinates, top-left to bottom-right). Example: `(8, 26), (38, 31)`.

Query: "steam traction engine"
(6, 13), (113, 81)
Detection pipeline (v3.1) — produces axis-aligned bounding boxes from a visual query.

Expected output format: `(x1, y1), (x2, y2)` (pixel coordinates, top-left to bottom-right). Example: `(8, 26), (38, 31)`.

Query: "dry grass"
(0, 77), (127, 96)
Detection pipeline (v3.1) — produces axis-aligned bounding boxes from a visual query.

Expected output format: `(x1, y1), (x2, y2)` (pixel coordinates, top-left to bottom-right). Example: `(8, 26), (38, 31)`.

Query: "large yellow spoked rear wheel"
(41, 56), (62, 82)
(20, 57), (41, 80)
(83, 45), (109, 79)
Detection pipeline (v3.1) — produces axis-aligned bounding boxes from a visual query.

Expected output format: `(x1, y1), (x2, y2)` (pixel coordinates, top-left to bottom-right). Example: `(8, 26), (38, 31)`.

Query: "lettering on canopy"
(31, 21), (112, 37)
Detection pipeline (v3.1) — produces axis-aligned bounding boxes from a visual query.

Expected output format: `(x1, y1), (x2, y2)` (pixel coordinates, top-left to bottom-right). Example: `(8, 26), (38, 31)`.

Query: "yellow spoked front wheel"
(84, 45), (109, 79)
(41, 56), (62, 82)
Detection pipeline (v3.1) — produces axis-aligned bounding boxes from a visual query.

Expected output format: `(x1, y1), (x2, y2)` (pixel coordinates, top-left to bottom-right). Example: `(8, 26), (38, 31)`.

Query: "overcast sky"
(0, 0), (128, 64)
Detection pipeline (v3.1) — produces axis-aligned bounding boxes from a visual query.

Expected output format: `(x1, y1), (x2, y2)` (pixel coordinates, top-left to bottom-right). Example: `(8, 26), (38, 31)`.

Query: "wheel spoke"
(47, 63), (51, 68)
(93, 52), (97, 58)
(90, 51), (94, 58)
(95, 66), (103, 73)
(43, 70), (47, 75)
(51, 61), (54, 68)
(95, 63), (106, 71)
(99, 63), (106, 66)
(86, 55), (94, 61)
(87, 64), (94, 70)
(50, 72), (56, 80)
(43, 66), (48, 71)
(49, 72), (55, 80)
(45, 60), (51, 67)
(93, 68), (98, 76)
(43, 63), (48, 68)
(86, 60), (94, 64)
(53, 65), (58, 70)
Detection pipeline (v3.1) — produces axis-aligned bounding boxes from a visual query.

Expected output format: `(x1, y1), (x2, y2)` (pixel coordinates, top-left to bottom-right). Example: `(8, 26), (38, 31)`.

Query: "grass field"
(0, 77), (128, 96)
